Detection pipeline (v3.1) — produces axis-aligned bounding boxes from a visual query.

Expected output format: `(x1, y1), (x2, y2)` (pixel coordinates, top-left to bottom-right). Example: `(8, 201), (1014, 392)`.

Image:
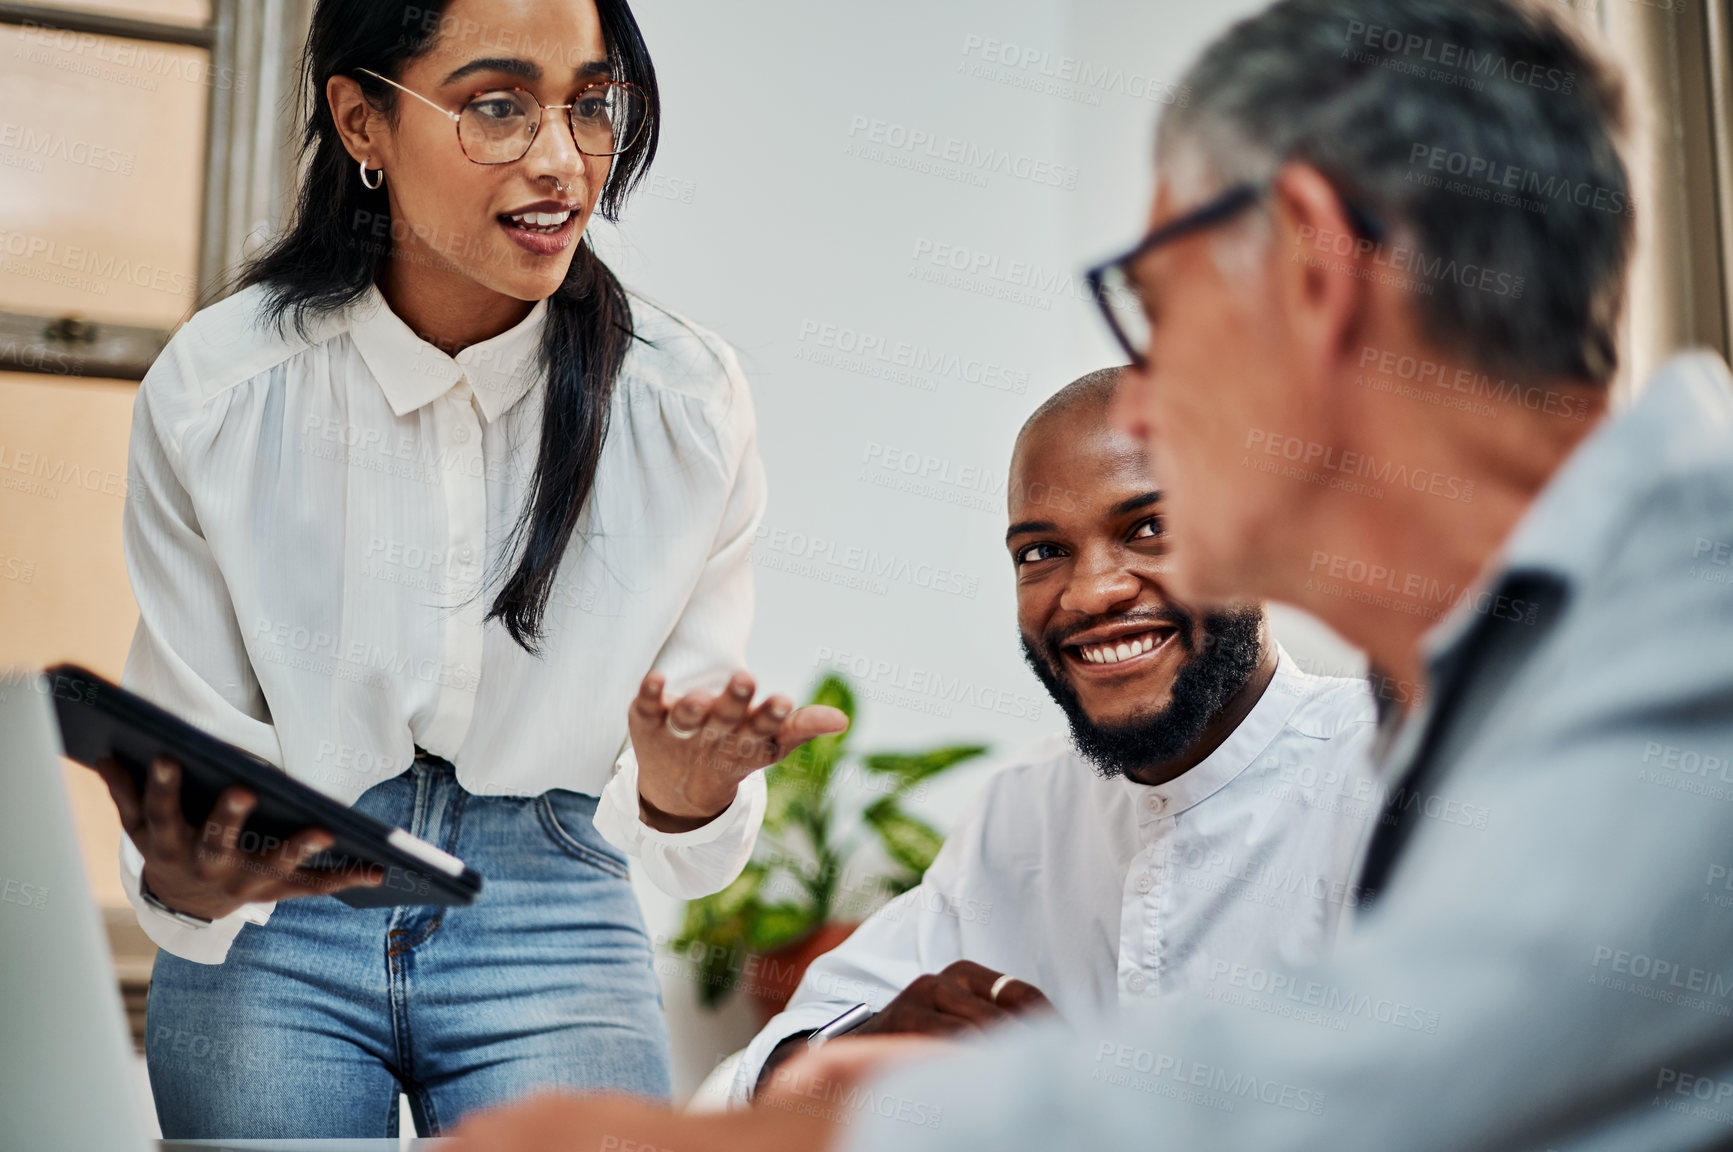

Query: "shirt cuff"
(119, 834), (271, 965)
(730, 1002), (857, 1106)
(593, 742), (767, 899)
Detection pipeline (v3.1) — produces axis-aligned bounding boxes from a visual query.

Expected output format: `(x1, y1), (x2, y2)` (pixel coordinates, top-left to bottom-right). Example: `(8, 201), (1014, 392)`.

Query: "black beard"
(1021, 604), (1265, 779)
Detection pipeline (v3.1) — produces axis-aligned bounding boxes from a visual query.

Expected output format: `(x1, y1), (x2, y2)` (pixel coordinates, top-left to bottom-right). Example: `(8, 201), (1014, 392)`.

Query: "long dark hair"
(242, 0), (659, 654)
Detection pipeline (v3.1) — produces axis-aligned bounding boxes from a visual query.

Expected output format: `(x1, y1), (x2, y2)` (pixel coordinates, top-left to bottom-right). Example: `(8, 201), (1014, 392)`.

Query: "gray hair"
(1159, 0), (1632, 386)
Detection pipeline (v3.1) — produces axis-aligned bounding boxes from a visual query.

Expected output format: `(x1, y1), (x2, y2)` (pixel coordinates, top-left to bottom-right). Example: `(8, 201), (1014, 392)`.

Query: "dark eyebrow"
(1111, 491), (1163, 517)
(1006, 519), (1057, 542)
(574, 58), (612, 79)
(1007, 491), (1162, 543)
(441, 56), (541, 86)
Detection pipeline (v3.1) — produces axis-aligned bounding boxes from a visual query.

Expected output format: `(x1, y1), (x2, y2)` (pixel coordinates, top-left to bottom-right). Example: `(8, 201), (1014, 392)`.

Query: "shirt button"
(460, 546), (474, 563)
(1145, 793), (1167, 814)
(1126, 971), (1148, 992)
(1135, 873), (1153, 894)
(453, 423), (471, 443)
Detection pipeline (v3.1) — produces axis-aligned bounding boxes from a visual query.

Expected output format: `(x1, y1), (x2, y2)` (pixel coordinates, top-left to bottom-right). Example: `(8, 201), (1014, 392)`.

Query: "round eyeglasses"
(356, 68), (650, 163)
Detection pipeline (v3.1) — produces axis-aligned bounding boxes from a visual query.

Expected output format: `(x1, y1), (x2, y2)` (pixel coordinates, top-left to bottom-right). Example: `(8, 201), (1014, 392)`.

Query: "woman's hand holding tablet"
(89, 756), (382, 922)
(52, 664), (479, 920)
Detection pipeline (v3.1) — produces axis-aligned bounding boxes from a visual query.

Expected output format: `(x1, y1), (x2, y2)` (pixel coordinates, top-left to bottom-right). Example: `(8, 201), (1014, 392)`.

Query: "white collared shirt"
(119, 283), (767, 963)
(733, 647), (1380, 1100)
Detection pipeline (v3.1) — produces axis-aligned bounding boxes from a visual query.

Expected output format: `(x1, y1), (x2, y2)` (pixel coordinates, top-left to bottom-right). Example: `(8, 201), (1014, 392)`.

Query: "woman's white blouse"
(118, 283), (768, 963)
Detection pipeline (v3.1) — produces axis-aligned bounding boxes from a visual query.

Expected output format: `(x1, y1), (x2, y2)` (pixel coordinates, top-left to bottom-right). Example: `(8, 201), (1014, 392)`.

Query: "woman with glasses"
(93, 0), (845, 1138)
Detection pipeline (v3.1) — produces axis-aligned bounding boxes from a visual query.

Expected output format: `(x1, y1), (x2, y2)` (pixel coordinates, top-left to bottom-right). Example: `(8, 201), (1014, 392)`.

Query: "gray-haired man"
(450, 1), (1733, 1148)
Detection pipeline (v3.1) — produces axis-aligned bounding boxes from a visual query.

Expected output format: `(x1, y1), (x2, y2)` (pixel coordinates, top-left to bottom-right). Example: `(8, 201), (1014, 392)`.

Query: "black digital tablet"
(46, 663), (482, 909)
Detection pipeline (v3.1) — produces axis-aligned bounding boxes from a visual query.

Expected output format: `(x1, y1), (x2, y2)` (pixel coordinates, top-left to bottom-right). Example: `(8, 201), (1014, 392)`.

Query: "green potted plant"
(671, 673), (987, 1018)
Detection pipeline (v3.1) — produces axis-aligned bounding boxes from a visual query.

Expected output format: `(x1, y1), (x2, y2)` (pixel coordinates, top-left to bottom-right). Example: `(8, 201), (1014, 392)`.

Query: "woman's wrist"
(637, 785), (737, 833)
(139, 868), (217, 926)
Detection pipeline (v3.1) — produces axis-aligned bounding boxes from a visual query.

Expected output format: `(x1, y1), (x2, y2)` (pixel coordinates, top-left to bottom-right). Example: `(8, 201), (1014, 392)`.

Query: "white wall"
(593, 0), (1365, 1098)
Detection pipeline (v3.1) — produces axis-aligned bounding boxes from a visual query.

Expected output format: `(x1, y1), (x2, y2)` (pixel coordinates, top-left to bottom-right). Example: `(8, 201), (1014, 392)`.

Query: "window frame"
(0, 0), (307, 381)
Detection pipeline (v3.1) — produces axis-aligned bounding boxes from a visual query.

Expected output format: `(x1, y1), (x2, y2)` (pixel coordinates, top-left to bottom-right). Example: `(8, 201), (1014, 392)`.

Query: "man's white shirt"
(733, 645), (1380, 1100)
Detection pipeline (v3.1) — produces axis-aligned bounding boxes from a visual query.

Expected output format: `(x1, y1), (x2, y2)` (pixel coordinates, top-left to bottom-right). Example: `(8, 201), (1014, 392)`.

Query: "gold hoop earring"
(358, 158), (384, 190)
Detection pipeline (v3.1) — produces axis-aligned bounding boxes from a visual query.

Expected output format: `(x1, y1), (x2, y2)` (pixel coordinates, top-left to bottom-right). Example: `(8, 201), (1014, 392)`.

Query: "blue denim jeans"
(145, 757), (671, 1138)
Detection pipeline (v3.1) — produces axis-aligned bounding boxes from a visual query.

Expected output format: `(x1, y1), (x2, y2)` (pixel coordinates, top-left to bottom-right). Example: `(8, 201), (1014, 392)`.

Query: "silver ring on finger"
(989, 973), (1016, 1004)
(665, 713), (702, 740)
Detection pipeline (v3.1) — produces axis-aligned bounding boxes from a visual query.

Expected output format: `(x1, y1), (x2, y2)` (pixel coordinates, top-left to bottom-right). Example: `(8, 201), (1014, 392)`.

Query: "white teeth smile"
(504, 210), (573, 232)
(1076, 632), (1164, 665)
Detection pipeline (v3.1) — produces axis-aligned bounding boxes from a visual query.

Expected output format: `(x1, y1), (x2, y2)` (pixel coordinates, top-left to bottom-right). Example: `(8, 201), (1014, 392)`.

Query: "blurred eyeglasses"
(1086, 180), (1384, 369)
(356, 68), (650, 163)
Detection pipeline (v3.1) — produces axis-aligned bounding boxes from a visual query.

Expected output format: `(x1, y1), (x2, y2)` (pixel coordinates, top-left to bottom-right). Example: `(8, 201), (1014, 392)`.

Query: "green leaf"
(765, 748), (830, 830)
(692, 931), (749, 1009)
(699, 863), (766, 922)
(861, 745), (988, 793)
(670, 865), (769, 1010)
(761, 767), (807, 832)
(862, 798), (945, 875)
(795, 673), (855, 772)
(746, 901), (819, 953)
(763, 675), (858, 830)
(809, 673), (856, 721)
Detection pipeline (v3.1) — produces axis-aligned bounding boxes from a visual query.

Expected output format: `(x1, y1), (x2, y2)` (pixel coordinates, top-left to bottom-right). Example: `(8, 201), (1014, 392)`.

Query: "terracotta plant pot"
(743, 921), (860, 1023)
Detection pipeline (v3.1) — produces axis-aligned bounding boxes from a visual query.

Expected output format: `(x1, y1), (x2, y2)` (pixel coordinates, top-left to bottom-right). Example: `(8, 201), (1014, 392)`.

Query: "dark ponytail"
(241, 0), (660, 654)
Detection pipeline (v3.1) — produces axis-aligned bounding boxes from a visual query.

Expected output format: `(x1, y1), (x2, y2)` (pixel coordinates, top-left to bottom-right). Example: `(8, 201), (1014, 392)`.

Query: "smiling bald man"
(731, 369), (1383, 1101)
